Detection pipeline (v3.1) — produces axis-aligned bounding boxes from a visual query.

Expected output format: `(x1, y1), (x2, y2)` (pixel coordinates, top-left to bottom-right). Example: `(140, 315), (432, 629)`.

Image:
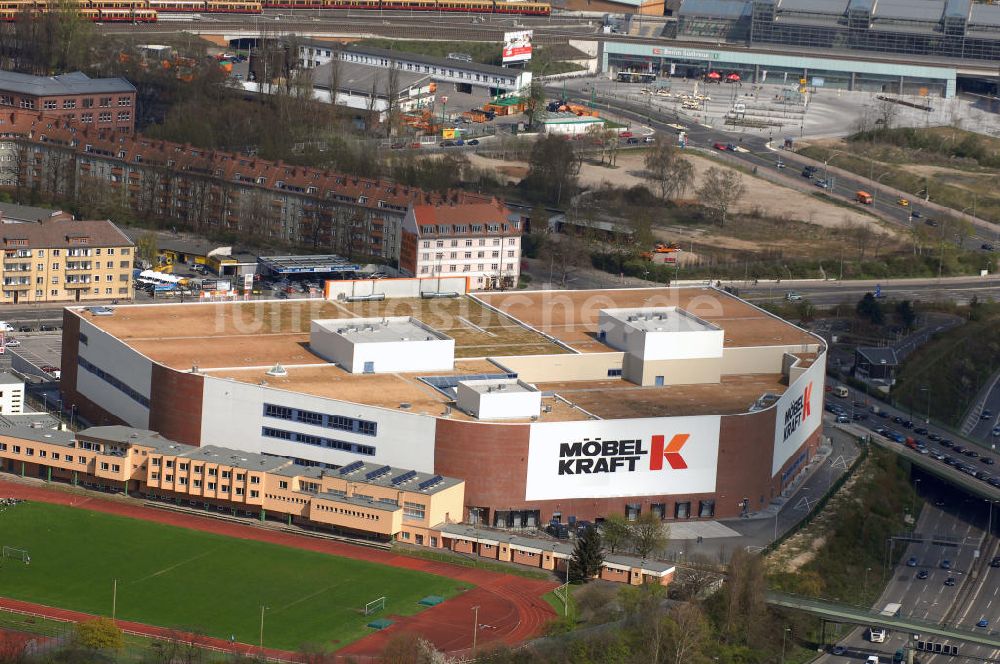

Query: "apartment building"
(399, 200), (522, 291)
(0, 373), (24, 415)
(0, 111), (496, 264)
(0, 71), (136, 136)
(1, 217), (134, 304)
(0, 423), (674, 583)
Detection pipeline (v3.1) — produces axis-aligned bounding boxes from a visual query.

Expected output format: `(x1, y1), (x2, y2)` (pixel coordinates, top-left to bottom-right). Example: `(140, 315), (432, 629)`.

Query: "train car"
(146, 0), (204, 9)
(204, 0), (260, 11)
(494, 0), (549, 14)
(262, 0), (321, 7)
(434, 0), (494, 10)
(96, 6), (158, 19)
(322, 0), (381, 8)
(88, 0), (147, 9)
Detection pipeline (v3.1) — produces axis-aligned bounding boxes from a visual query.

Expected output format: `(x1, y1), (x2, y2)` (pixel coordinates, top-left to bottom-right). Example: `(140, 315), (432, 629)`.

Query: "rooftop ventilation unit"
(266, 363), (287, 377)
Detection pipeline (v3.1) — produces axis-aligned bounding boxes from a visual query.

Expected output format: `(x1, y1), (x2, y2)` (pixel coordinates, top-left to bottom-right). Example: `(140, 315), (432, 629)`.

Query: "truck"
(880, 602), (902, 617)
(856, 190), (874, 205)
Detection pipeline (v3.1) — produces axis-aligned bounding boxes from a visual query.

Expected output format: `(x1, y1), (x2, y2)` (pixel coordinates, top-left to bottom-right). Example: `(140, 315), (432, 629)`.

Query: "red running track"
(0, 478), (556, 659)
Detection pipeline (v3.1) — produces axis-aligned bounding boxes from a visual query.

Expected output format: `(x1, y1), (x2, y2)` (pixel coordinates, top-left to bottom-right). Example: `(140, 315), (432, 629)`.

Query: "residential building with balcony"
(0, 71), (136, 136)
(1, 217), (134, 304)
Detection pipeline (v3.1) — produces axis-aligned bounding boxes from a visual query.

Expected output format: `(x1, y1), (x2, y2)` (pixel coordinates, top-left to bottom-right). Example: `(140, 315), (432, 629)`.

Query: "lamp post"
(863, 567), (872, 604)
(920, 386), (930, 424)
(873, 171), (892, 206)
(471, 605), (480, 656)
(259, 605), (268, 654)
(781, 627), (791, 664)
(823, 150), (842, 183)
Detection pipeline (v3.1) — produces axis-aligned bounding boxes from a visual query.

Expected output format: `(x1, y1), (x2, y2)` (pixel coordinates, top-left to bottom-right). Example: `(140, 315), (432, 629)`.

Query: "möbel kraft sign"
(525, 417), (721, 500)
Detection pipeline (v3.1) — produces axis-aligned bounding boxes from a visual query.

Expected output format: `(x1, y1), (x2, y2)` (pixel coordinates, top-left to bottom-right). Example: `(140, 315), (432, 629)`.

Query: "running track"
(0, 478), (556, 661)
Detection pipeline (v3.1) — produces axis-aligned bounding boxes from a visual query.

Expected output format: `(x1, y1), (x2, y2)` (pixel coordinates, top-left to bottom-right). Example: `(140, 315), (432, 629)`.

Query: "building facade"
(0, 71), (137, 136)
(0, 373), (24, 414)
(0, 423), (674, 583)
(400, 200), (522, 291)
(59, 285), (827, 531)
(1, 218), (134, 304)
(0, 111), (497, 264)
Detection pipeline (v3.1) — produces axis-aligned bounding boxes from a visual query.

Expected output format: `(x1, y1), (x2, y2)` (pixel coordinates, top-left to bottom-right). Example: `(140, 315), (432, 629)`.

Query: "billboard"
(502, 30), (533, 64)
(525, 416), (721, 501)
(771, 354), (826, 476)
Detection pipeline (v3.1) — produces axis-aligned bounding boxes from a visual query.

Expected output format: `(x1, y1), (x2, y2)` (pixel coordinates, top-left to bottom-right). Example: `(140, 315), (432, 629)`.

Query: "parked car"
(713, 142), (728, 150)
(39, 324), (58, 331)
(2, 338), (20, 347)
(467, 139), (480, 146)
(17, 325), (32, 332)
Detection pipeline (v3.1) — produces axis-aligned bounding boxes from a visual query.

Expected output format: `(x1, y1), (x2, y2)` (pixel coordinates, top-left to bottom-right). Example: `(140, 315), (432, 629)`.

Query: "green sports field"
(0, 502), (470, 651)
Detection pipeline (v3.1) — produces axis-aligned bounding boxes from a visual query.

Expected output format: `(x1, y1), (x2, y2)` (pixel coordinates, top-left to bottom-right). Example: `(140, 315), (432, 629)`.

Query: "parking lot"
(2, 334), (63, 383)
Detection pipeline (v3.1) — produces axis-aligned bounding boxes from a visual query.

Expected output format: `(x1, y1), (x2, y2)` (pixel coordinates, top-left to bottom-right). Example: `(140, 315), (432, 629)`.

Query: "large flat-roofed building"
(1, 218), (134, 304)
(59, 283), (826, 529)
(0, 71), (136, 135)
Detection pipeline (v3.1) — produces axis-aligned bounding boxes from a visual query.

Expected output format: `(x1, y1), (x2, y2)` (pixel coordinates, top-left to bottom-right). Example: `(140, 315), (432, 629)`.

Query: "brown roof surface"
(475, 287), (820, 351)
(206, 361), (590, 423)
(78, 297), (567, 370)
(0, 218), (132, 249)
(534, 374), (789, 418)
(411, 200), (515, 234)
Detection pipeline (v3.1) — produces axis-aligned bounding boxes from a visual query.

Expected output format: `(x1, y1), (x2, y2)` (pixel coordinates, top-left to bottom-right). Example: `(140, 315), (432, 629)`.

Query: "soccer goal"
(2, 546), (29, 564)
(363, 596), (386, 616)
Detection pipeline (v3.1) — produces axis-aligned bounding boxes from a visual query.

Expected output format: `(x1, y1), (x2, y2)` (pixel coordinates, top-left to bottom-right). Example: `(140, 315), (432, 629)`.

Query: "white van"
(0, 322), (13, 332)
(833, 386), (849, 398)
(867, 657), (880, 664)
(868, 627), (886, 643)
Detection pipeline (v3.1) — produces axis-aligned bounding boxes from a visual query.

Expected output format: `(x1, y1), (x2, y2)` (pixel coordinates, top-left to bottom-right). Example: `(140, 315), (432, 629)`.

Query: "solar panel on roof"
(391, 470), (418, 486)
(339, 460), (364, 475)
(365, 465), (392, 480)
(418, 475), (444, 490)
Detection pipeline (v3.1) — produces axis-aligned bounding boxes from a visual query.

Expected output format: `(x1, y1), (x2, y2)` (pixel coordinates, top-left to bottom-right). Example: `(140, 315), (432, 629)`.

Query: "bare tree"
(631, 511), (670, 559)
(696, 167), (746, 226)
(644, 134), (694, 201)
(666, 603), (711, 664)
(540, 231), (587, 287)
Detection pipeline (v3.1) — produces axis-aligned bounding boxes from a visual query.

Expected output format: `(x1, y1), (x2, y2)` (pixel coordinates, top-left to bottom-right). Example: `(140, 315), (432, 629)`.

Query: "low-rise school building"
(0, 423), (674, 584)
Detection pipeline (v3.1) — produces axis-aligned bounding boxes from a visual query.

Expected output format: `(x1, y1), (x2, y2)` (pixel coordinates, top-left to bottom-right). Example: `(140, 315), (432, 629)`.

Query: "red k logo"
(802, 383), (813, 422)
(650, 434), (690, 471)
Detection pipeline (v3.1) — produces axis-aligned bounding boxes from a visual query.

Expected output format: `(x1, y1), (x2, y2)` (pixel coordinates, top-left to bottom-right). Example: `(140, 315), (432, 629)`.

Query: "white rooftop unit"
(456, 378), (541, 420)
(310, 316), (454, 374)
(598, 307), (724, 361)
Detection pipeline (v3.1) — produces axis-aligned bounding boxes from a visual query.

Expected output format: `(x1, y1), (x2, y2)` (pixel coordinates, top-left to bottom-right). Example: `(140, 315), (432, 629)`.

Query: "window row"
(263, 404), (377, 437)
(77, 356), (150, 407)
(261, 427), (376, 456)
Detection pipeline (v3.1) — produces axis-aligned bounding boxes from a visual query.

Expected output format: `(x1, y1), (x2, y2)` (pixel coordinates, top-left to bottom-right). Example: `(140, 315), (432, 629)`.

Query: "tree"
(856, 292), (885, 325)
(521, 79), (547, 129)
(539, 232), (586, 287)
(74, 618), (124, 651)
(600, 513), (631, 554)
(570, 524), (604, 582)
(644, 135), (694, 202)
(136, 231), (159, 268)
(631, 511), (669, 559)
(522, 135), (580, 205)
(664, 602), (711, 664)
(379, 633), (445, 664)
(696, 167), (746, 227)
(895, 300), (917, 330)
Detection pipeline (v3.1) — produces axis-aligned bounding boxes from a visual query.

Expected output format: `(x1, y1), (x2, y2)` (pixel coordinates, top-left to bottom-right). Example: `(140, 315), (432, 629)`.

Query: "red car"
(713, 142), (727, 150)
(620, 131), (633, 138)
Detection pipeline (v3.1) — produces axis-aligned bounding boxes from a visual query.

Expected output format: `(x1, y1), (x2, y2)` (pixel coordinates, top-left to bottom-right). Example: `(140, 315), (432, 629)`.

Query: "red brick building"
(0, 71), (136, 136)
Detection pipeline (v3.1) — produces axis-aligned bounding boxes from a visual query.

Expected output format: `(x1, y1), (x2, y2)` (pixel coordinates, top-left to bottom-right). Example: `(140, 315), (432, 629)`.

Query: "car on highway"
(983, 243), (995, 251)
(713, 142), (728, 150)
(911, 210), (922, 218)
(981, 457), (995, 465)
(914, 427), (928, 435)
(962, 449), (980, 458)
(940, 559), (952, 569)
(785, 291), (803, 301)
(978, 619), (989, 628)
(925, 218), (939, 227)
(928, 432), (942, 441)
(831, 645), (847, 655)
(815, 179), (831, 188)
(939, 438), (954, 448)
(989, 477), (1000, 487)
(897, 198), (909, 206)
(990, 556), (1000, 568)
(916, 569), (929, 579)
(902, 420), (913, 429)
(944, 576), (957, 586)
(802, 166), (818, 178)
(906, 556), (918, 567)
(992, 426), (1000, 437)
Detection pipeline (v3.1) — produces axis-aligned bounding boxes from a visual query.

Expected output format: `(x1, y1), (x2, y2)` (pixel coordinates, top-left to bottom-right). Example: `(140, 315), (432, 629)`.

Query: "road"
(814, 499), (998, 664)
(732, 276), (1000, 307)
(554, 79), (1000, 257)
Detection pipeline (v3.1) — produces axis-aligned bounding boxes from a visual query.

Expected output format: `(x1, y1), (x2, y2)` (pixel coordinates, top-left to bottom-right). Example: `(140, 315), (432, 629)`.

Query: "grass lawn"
(0, 502), (470, 652)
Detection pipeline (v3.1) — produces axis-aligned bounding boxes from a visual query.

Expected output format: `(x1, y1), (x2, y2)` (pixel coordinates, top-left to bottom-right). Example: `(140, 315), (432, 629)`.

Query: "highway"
(554, 80), (1000, 257)
(732, 276), (1000, 307)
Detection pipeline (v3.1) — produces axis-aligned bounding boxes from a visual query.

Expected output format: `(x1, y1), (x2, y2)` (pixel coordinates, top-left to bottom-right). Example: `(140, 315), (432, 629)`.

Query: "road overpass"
(767, 592), (1000, 648)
